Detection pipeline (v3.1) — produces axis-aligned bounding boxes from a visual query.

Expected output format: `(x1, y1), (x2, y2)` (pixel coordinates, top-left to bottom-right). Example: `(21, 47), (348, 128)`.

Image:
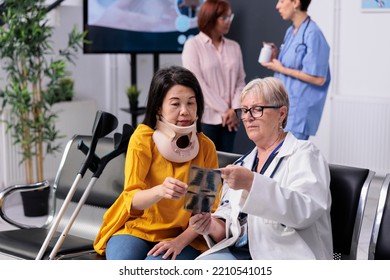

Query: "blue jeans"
(202, 124), (236, 153)
(196, 248), (238, 260)
(106, 234), (201, 260)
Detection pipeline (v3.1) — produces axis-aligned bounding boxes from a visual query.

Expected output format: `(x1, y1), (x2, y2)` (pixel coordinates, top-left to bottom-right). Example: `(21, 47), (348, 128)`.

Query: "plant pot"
(129, 99), (139, 113)
(21, 187), (50, 217)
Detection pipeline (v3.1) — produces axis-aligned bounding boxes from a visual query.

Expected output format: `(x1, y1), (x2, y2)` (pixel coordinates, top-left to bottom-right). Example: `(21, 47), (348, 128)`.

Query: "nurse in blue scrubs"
(261, 0), (330, 140)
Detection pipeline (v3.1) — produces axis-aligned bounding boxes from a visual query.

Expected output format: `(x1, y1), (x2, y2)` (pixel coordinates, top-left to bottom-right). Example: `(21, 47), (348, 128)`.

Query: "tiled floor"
(0, 175), (385, 260)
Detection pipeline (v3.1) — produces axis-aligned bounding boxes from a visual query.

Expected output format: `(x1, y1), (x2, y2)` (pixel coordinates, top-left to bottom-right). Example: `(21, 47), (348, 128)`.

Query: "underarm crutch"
(35, 111), (119, 260)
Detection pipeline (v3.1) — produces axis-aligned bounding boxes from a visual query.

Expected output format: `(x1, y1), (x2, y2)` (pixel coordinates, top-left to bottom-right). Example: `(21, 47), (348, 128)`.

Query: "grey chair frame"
(368, 173), (390, 260)
(0, 180), (53, 229)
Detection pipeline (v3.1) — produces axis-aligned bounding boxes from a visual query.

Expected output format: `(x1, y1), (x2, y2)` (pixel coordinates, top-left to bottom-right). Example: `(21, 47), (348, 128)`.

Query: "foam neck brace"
(153, 117), (199, 163)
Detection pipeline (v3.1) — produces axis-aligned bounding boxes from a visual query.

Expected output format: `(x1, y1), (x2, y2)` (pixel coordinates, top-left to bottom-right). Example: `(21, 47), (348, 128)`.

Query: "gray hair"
(240, 77), (289, 128)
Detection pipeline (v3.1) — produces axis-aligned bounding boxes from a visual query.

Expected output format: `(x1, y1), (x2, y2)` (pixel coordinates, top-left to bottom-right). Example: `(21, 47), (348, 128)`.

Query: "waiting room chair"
(368, 173), (390, 260)
(216, 150), (242, 168)
(0, 135), (126, 260)
(329, 164), (375, 260)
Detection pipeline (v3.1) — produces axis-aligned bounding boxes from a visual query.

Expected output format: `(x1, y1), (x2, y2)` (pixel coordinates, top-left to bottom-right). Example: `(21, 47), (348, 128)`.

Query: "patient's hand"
(147, 239), (185, 260)
(189, 213), (212, 235)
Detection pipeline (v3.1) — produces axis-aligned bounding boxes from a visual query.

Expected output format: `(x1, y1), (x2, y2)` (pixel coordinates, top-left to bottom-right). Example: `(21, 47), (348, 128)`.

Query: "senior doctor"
(189, 77), (333, 260)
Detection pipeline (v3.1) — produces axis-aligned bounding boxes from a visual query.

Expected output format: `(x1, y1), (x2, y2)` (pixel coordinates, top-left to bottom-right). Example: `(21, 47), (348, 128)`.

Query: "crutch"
(47, 123), (134, 260)
(35, 110), (118, 260)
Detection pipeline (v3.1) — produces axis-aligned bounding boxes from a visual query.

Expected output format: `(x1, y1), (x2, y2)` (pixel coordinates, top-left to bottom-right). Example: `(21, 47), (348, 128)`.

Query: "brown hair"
(197, 0), (230, 37)
(298, 0), (311, 12)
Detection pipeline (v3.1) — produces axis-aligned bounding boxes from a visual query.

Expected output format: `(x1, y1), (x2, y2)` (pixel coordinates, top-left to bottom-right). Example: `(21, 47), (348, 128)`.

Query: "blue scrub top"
(275, 18), (331, 136)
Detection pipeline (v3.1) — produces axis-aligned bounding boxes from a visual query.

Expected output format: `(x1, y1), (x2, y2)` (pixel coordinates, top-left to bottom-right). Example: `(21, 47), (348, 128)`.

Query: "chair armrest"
(0, 180), (53, 229)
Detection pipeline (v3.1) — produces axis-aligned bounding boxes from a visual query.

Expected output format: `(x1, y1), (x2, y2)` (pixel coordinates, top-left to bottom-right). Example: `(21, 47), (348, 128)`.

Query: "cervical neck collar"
(153, 117), (199, 163)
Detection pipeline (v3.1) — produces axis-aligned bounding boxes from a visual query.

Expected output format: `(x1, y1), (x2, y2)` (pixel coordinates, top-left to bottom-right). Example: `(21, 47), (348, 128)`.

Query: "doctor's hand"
(221, 165), (254, 192)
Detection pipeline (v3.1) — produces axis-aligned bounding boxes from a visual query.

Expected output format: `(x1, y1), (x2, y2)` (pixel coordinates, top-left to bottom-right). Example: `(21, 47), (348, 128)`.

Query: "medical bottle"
(258, 43), (272, 64)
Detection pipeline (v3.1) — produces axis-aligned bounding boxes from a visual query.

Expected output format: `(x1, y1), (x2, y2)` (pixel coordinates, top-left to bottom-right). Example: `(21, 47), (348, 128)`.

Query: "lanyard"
(252, 141), (284, 177)
(235, 141), (285, 250)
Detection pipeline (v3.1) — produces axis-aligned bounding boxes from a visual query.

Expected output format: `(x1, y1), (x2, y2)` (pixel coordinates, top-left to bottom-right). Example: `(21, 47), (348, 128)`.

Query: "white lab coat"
(198, 132), (333, 259)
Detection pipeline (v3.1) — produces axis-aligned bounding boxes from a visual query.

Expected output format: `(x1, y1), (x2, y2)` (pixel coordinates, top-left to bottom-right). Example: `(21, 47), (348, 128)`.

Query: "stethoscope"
(234, 141), (285, 177)
(280, 16), (311, 57)
(295, 16), (311, 54)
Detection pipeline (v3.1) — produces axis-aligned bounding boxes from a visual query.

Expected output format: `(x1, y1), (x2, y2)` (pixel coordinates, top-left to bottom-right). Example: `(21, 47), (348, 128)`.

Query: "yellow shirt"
(94, 124), (219, 255)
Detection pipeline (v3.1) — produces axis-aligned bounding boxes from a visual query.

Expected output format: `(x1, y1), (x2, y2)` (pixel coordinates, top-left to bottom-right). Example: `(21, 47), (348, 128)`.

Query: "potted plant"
(126, 84), (141, 112)
(45, 76), (75, 105)
(0, 0), (86, 216)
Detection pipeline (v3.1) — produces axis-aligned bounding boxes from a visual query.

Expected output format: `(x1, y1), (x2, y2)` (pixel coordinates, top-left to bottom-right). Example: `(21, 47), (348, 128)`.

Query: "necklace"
(263, 132), (286, 153)
(254, 136), (285, 174)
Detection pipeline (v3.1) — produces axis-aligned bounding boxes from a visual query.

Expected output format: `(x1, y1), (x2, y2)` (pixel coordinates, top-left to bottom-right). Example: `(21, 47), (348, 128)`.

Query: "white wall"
(312, 0), (390, 175)
(308, 0), (390, 100)
(338, 1), (390, 99)
(331, 0), (390, 175)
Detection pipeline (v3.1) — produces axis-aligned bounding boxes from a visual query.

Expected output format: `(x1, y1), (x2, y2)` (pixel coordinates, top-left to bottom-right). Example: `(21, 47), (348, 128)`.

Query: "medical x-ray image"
(184, 166), (221, 213)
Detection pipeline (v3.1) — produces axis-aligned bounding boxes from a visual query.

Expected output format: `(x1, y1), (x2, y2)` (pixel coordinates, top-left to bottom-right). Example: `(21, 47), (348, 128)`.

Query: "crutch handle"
(93, 124), (134, 178)
(77, 140), (100, 173)
(78, 111), (118, 176)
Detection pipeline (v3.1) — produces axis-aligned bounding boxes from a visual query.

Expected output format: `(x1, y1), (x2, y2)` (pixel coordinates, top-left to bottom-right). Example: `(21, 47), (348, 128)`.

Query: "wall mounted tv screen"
(83, 0), (204, 54)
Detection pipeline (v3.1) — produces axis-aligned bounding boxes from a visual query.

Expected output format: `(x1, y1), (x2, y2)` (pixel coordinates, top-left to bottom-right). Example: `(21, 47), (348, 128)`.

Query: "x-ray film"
(184, 166), (221, 213)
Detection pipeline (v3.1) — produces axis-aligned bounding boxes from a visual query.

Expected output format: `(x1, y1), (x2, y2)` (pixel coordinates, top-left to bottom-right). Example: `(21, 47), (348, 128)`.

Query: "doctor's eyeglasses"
(234, 105), (282, 120)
